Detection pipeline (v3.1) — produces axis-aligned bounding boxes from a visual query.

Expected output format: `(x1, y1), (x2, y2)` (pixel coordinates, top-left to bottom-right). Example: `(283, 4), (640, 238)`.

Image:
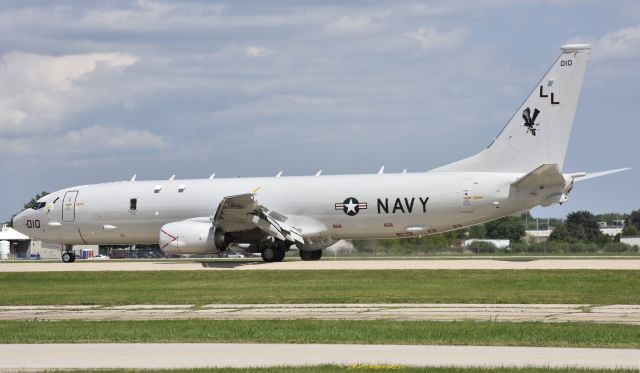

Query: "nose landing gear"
(61, 245), (76, 263)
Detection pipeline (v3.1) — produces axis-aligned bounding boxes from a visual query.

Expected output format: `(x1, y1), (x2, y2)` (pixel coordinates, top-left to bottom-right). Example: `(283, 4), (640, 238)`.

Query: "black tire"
(62, 252), (72, 263)
(311, 250), (322, 260)
(300, 250), (322, 261)
(70, 253), (76, 262)
(261, 245), (285, 262)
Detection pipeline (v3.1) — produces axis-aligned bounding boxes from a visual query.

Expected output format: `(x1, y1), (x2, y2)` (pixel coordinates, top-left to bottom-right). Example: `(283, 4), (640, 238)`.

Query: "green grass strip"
(1, 320), (638, 348)
(1, 270), (639, 305)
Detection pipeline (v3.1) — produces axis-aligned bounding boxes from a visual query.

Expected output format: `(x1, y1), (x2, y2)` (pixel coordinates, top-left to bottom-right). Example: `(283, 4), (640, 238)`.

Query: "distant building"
(621, 236), (640, 248)
(598, 220), (625, 236)
(463, 239), (510, 249)
(525, 229), (553, 243)
(0, 224), (30, 259)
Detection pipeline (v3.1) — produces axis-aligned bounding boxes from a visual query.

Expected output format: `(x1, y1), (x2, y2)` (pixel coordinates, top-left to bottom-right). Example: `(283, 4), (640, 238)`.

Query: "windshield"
(32, 202), (46, 210)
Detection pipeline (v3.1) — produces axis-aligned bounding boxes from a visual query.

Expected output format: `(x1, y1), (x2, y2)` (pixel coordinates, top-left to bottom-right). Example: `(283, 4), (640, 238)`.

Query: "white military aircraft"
(12, 44), (628, 263)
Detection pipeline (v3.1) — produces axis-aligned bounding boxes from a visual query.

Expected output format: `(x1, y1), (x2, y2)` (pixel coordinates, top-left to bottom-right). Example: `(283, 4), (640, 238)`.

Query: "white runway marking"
(0, 344), (637, 369)
(2, 303), (639, 324)
(1, 258), (639, 272)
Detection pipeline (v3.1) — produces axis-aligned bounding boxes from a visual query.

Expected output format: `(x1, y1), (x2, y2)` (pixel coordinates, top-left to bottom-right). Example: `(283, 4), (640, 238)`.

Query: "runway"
(1, 258), (639, 271)
(2, 303), (639, 324)
(1, 344), (637, 369)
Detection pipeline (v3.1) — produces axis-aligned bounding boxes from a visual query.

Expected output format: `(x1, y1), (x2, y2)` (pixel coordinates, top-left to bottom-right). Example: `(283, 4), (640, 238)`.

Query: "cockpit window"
(32, 202), (46, 210)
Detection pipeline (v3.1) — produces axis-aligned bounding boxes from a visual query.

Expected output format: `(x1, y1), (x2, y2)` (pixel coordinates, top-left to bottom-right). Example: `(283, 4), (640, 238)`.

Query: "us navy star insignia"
(335, 197), (367, 216)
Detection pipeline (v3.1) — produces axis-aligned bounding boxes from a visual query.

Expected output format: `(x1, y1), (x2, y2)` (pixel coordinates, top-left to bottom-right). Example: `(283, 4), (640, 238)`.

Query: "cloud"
(245, 46), (268, 58)
(0, 52), (137, 135)
(406, 27), (467, 50)
(327, 15), (374, 33)
(593, 24), (640, 60)
(63, 126), (166, 150)
(0, 125), (166, 158)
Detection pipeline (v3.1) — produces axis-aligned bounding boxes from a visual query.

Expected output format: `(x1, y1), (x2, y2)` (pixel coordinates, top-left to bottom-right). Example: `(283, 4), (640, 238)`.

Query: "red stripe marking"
(333, 224), (342, 229)
(160, 229), (177, 249)
(384, 223), (393, 228)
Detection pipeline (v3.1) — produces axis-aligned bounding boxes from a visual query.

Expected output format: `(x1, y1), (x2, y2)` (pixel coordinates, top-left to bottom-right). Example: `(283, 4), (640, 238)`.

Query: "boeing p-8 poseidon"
(12, 44), (628, 262)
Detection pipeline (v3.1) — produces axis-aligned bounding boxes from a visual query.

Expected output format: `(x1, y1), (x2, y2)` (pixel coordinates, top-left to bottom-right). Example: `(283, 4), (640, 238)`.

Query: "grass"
(0, 270), (638, 305)
(51, 368), (638, 373)
(1, 320), (638, 348)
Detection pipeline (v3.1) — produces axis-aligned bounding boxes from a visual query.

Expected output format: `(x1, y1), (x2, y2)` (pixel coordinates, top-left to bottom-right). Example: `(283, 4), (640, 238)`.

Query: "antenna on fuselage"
(402, 169), (407, 174)
(275, 171), (283, 177)
(209, 173), (215, 179)
(130, 174), (136, 182)
(378, 166), (385, 175)
(315, 170), (322, 176)
(169, 175), (175, 180)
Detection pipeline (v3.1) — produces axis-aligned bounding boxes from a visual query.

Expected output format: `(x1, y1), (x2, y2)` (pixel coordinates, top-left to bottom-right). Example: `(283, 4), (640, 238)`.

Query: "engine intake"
(159, 220), (221, 254)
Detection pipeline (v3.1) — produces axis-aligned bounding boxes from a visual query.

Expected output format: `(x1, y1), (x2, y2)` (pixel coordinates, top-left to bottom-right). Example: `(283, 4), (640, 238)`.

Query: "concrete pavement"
(1, 258), (639, 271)
(1, 344), (637, 370)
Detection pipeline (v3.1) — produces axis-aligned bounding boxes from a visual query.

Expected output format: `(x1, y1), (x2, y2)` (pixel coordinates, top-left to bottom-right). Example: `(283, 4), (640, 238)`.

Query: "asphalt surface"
(2, 303), (639, 324)
(1, 344), (637, 369)
(1, 258), (640, 271)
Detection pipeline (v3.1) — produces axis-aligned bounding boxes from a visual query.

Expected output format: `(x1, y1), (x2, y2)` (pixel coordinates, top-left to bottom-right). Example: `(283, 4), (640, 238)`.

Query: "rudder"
(434, 44), (590, 173)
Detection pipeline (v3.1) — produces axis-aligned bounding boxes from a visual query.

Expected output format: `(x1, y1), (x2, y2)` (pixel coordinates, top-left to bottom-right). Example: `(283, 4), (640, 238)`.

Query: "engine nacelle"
(159, 220), (223, 254)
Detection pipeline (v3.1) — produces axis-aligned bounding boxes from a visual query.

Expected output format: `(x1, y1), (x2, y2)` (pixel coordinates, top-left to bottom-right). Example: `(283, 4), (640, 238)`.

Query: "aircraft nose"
(11, 210), (27, 233)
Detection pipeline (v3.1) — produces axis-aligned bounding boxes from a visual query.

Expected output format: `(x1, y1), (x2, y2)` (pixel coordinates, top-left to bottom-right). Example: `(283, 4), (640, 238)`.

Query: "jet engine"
(159, 220), (225, 254)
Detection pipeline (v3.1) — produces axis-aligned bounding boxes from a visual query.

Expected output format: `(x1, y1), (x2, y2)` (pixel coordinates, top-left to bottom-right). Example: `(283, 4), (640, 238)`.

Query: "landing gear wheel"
(300, 250), (322, 261)
(62, 252), (74, 263)
(261, 245), (285, 262)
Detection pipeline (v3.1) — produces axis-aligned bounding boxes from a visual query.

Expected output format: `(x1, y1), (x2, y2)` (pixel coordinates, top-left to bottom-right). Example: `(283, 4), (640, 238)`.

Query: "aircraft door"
(62, 191), (79, 222)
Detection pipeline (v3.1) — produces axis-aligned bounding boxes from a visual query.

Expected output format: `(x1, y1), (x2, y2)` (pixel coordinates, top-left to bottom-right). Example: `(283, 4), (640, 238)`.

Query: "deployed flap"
(214, 193), (304, 244)
(214, 194), (260, 232)
(512, 164), (565, 189)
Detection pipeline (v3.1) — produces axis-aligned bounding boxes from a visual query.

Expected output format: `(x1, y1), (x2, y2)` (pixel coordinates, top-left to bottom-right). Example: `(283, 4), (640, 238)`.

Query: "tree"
(564, 210), (602, 242)
(622, 225), (638, 237)
(627, 210), (640, 231)
(549, 222), (573, 242)
(484, 216), (525, 242)
(466, 224), (486, 239)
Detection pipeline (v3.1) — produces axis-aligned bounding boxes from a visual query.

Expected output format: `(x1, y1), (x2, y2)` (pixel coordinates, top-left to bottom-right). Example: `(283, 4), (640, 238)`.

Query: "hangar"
(0, 223), (31, 259)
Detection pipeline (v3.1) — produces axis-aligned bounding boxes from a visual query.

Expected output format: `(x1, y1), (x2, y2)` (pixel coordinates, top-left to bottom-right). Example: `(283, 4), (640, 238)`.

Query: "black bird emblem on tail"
(522, 107), (540, 136)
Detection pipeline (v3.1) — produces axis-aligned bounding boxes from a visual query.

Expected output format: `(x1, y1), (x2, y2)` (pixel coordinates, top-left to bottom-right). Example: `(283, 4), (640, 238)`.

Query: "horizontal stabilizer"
(512, 164), (565, 188)
(573, 167), (630, 182)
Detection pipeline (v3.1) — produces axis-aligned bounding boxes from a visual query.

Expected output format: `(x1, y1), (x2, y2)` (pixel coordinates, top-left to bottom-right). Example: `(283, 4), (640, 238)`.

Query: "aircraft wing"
(213, 193), (304, 244)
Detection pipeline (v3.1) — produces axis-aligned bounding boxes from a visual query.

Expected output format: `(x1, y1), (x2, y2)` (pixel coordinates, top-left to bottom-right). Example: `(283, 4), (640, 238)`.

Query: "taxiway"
(1, 344), (637, 370)
(1, 258), (639, 271)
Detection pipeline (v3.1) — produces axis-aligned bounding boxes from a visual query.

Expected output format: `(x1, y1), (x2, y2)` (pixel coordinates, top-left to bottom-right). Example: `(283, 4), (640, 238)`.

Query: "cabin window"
(129, 198), (137, 211)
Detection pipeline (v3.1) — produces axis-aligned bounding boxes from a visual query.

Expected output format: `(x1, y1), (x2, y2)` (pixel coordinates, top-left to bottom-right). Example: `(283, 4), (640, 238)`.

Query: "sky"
(1, 0), (638, 222)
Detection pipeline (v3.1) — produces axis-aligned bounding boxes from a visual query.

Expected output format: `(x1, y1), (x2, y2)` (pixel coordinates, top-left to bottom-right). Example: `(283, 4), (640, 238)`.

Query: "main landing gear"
(260, 240), (291, 263)
(261, 245), (286, 262)
(299, 250), (322, 261)
(61, 245), (76, 263)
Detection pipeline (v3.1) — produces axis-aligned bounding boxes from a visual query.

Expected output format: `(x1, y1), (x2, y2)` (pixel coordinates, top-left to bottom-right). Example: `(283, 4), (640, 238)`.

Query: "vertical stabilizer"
(434, 44), (590, 173)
